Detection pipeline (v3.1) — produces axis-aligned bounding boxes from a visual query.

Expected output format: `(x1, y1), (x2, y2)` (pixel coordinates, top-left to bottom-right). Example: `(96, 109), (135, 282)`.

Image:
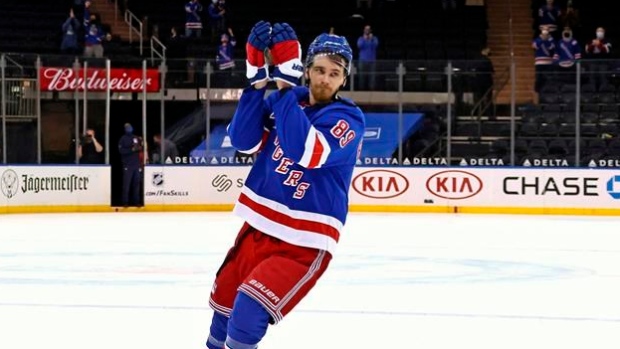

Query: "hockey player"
(205, 21), (365, 349)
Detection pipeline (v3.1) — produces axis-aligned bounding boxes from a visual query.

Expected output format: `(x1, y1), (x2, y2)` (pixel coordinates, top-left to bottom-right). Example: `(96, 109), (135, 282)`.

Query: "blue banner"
(360, 113), (424, 158)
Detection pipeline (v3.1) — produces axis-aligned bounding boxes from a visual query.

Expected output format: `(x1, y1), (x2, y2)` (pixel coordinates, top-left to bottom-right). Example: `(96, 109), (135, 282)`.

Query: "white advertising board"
(0, 166), (110, 209)
(141, 166), (620, 214)
(144, 166), (248, 207)
(349, 167), (620, 211)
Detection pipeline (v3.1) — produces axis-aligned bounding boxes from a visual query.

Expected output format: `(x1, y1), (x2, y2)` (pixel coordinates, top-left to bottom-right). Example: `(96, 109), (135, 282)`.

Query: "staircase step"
(486, 0), (535, 106)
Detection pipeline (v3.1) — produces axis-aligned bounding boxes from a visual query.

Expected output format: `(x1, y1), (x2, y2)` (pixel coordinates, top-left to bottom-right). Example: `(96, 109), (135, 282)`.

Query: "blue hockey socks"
(206, 312), (228, 349)
(226, 292), (271, 349)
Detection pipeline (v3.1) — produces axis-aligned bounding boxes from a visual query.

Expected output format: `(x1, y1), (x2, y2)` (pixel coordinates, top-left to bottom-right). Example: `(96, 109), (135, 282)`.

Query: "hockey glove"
(246, 20), (272, 85)
(270, 23), (303, 86)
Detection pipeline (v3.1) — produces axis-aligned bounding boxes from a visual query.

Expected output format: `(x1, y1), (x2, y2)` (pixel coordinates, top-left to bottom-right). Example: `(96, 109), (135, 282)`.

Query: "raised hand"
(270, 23), (303, 86)
(246, 20), (272, 85)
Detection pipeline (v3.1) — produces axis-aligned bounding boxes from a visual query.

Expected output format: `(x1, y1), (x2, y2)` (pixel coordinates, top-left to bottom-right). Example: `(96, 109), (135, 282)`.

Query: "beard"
(310, 83), (335, 104)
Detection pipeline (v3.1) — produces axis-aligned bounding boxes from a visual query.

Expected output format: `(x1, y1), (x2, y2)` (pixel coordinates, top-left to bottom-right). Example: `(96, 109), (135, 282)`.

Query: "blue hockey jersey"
(228, 86), (365, 254)
(554, 38), (581, 68)
(185, 1), (203, 29)
(533, 36), (555, 65)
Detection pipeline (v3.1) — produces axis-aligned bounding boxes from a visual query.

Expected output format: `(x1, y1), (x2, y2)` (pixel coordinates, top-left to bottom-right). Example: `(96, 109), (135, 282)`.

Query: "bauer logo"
(352, 170), (409, 199)
(425, 170), (483, 200)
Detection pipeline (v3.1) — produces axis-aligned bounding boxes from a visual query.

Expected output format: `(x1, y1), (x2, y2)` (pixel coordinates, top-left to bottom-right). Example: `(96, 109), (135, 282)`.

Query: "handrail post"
(1, 54), (6, 164)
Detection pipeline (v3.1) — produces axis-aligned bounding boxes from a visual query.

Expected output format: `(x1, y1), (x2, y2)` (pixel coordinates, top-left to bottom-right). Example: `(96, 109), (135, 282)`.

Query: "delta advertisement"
(142, 166), (620, 213)
(0, 166), (110, 209)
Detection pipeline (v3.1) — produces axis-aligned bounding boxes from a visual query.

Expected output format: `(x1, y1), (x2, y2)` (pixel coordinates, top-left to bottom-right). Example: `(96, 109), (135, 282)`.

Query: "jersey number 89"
(330, 120), (356, 148)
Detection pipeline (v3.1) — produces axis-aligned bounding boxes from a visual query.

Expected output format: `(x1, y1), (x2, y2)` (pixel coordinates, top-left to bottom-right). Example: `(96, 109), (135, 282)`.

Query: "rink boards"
(1, 165), (620, 215)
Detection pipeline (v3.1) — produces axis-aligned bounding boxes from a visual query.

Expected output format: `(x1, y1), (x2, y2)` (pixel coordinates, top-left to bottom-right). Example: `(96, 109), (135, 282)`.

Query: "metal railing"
(150, 36), (167, 65)
(1, 54), (616, 167)
(124, 9), (143, 56)
(471, 65), (510, 120)
(4, 55), (24, 77)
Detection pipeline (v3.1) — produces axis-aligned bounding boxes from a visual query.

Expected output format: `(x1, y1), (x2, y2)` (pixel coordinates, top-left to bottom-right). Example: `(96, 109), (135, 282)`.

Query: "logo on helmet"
(306, 33), (353, 75)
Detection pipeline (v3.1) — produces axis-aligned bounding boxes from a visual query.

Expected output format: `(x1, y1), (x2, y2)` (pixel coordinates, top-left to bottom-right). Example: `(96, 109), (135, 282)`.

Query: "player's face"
(307, 56), (346, 104)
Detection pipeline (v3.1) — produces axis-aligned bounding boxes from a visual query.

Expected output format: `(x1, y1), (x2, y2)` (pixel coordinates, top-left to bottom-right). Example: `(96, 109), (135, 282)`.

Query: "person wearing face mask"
(585, 27), (612, 90)
(533, 26), (556, 93)
(118, 123), (143, 207)
(554, 28), (581, 83)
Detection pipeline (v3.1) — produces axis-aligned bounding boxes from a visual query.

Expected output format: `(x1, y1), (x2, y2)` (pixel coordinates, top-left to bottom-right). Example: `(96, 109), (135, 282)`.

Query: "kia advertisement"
(352, 169), (409, 199)
(426, 170), (483, 200)
(39, 67), (160, 92)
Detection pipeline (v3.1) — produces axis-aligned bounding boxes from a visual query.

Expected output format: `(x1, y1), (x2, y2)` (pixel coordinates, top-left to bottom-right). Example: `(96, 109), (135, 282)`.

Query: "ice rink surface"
(0, 211), (619, 349)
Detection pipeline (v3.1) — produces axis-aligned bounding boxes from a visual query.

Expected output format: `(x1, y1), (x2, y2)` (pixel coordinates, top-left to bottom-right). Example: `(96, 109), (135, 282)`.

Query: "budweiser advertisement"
(39, 67), (160, 92)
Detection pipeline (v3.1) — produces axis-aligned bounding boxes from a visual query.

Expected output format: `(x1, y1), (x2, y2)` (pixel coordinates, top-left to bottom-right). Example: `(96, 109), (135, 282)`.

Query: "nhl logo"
(1, 169), (19, 199)
(152, 172), (164, 187)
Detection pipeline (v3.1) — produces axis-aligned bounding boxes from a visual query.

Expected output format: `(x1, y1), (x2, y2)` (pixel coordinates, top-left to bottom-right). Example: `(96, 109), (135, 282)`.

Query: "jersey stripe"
(233, 187), (341, 254)
(298, 127), (331, 168)
(237, 193), (340, 241)
(307, 133), (324, 168)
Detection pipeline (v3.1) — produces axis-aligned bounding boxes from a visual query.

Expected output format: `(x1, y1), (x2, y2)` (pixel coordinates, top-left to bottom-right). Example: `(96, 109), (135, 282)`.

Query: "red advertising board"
(39, 67), (160, 92)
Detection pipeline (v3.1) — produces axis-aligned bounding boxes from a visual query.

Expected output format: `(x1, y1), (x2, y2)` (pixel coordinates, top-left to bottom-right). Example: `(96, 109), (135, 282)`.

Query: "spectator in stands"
(473, 47), (494, 103)
(356, 24), (379, 90)
(118, 123), (143, 207)
(78, 128), (103, 164)
(585, 27), (612, 90)
(185, 0), (204, 39)
(61, 9), (81, 55)
(215, 28), (237, 87)
(554, 28), (581, 84)
(216, 28), (236, 69)
(208, 0), (227, 44)
(152, 133), (179, 164)
(559, 1), (581, 37)
(83, 0), (92, 28)
(84, 13), (111, 58)
(532, 25), (556, 93)
(167, 26), (187, 86)
(538, 0), (561, 38)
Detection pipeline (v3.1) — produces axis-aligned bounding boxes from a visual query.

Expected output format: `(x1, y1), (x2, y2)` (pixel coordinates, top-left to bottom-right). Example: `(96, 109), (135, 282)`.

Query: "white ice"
(0, 212), (619, 349)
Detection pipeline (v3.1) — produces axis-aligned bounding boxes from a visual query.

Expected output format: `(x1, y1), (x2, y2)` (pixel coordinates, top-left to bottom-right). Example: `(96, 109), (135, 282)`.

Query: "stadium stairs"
(486, 0), (535, 105)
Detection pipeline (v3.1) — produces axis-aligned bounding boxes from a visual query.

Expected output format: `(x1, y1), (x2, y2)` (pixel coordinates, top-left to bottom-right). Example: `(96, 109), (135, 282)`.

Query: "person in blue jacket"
(61, 9), (80, 55)
(356, 24), (379, 90)
(118, 123), (143, 207)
